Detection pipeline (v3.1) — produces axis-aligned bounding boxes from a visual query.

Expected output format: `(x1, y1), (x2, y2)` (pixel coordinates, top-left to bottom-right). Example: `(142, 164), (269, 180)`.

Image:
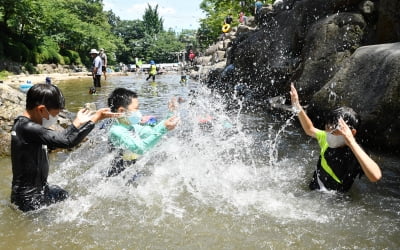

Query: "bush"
(23, 63), (37, 74)
(63, 56), (70, 65)
(61, 49), (82, 65)
(0, 40), (4, 58)
(8, 42), (30, 62)
(0, 70), (11, 80)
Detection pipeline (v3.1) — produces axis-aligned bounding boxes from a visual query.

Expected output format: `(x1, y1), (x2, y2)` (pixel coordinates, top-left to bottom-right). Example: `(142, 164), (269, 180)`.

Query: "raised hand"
(168, 97), (179, 112)
(164, 116), (179, 131)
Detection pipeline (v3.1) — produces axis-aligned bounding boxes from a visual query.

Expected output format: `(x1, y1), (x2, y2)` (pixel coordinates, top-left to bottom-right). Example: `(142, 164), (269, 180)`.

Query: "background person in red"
(188, 50), (196, 66)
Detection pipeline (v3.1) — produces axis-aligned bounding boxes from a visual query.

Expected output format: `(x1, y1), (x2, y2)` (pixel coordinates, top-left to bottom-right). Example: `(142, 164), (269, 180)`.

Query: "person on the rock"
(290, 83), (382, 192)
(188, 50), (196, 66)
(238, 12), (248, 25)
(224, 13), (233, 25)
(254, 0), (263, 15)
(11, 84), (119, 212)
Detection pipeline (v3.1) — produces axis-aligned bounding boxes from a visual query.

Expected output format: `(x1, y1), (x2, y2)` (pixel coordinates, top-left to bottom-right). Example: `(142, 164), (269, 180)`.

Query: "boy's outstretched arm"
(290, 83), (318, 138)
(337, 118), (382, 182)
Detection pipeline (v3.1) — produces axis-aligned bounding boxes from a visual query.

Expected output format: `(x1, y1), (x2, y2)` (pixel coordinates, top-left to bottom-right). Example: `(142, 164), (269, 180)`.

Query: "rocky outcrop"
(309, 43), (400, 151)
(203, 0), (400, 152)
(295, 12), (367, 100)
(0, 60), (87, 76)
(192, 17), (257, 81)
(0, 84), (25, 156)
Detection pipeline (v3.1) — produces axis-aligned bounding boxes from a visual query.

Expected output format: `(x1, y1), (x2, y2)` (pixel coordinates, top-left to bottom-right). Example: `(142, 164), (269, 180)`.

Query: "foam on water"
(43, 85), (340, 226)
(2, 76), (399, 248)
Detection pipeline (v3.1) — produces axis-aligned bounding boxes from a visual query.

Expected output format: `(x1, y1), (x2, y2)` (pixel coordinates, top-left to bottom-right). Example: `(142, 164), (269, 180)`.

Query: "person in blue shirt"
(254, 0), (263, 15)
(106, 88), (179, 176)
(290, 83), (381, 192)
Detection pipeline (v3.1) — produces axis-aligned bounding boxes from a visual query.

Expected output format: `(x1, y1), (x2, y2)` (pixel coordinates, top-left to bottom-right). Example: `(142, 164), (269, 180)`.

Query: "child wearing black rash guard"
(290, 83), (382, 192)
(11, 84), (118, 212)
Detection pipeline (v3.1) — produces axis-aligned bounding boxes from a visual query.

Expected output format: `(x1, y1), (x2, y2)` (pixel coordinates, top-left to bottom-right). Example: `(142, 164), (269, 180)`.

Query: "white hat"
(89, 49), (99, 54)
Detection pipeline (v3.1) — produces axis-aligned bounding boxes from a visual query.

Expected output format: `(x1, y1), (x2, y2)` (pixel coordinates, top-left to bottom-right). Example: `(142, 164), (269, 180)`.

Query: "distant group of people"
(222, 0), (264, 33)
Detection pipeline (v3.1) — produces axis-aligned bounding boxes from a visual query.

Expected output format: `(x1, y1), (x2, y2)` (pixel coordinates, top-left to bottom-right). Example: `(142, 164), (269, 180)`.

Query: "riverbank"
(1, 71), (129, 89)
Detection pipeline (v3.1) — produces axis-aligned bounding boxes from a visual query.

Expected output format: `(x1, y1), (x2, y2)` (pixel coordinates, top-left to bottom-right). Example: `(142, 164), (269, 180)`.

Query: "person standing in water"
(146, 60), (157, 81)
(90, 49), (102, 88)
(290, 83), (381, 192)
(11, 84), (119, 212)
(99, 48), (108, 80)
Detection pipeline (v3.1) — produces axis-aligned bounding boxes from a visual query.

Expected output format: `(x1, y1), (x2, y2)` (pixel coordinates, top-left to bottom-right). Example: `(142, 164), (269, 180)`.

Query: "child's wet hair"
(325, 107), (360, 130)
(26, 84), (65, 110)
(107, 88), (138, 112)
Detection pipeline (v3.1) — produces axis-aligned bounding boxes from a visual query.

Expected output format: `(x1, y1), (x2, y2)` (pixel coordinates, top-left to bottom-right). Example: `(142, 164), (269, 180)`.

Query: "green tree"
(151, 30), (186, 63)
(142, 4), (163, 37)
(0, 0), (191, 68)
(0, 0), (122, 67)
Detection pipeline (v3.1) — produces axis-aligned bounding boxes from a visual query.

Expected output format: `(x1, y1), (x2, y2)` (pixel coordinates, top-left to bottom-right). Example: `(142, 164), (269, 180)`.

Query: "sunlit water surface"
(1, 73), (399, 249)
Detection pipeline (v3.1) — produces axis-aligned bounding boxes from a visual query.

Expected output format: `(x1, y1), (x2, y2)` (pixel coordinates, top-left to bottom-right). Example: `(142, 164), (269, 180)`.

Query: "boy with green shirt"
(290, 83), (381, 192)
(106, 88), (179, 176)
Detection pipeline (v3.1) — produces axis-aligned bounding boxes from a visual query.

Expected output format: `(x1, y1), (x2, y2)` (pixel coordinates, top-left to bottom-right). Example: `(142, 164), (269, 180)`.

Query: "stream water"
(0, 73), (399, 249)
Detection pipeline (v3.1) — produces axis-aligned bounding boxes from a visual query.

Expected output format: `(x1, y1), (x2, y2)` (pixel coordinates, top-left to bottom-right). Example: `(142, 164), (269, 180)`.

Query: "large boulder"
(376, 0), (400, 43)
(202, 0), (400, 151)
(310, 43), (400, 151)
(294, 12), (367, 100)
(223, 0), (369, 103)
(0, 84), (25, 156)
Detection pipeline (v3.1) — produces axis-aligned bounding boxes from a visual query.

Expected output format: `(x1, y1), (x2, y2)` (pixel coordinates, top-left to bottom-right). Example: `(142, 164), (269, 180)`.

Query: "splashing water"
(1, 75), (399, 249)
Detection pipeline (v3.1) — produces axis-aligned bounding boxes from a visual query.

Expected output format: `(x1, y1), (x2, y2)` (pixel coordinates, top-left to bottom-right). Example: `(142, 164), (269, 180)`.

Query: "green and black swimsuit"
(309, 130), (363, 192)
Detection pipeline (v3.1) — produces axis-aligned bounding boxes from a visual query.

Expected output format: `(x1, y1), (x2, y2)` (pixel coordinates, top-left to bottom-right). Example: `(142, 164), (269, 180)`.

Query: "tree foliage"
(0, 0), (195, 68)
(142, 4), (163, 37)
(111, 4), (194, 64)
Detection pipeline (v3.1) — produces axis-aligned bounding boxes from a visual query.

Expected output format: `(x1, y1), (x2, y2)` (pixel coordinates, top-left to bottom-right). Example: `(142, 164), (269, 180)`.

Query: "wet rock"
(295, 12), (366, 100)
(376, 0), (400, 43)
(0, 84), (25, 156)
(310, 42), (400, 151)
(201, 0), (400, 151)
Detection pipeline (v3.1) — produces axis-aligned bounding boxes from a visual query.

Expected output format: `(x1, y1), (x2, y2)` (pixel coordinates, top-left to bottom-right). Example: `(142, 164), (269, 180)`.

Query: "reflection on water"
(0, 73), (399, 249)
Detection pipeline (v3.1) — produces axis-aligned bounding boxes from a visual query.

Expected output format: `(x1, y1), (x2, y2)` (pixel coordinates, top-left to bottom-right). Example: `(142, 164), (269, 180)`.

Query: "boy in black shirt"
(11, 84), (118, 212)
(290, 83), (382, 192)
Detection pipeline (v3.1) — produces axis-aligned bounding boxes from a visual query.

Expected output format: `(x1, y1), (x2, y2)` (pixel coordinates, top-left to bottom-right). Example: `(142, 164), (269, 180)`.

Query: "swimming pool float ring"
(222, 24), (231, 33)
